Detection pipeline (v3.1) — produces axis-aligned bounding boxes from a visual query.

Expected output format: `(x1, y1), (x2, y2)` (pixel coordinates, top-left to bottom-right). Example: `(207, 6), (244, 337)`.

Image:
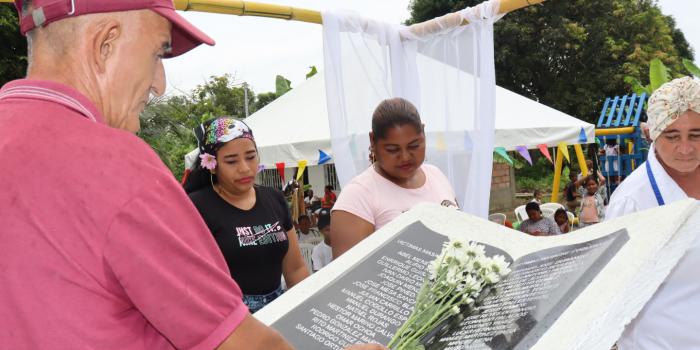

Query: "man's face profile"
(100, 11), (172, 132)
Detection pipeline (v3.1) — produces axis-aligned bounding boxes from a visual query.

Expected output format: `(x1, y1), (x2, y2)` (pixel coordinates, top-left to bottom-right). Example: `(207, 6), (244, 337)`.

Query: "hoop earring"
(210, 173), (215, 189)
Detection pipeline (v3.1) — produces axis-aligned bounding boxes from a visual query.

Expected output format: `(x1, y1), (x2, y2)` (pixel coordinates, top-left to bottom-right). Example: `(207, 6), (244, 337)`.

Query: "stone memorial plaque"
(271, 222), (449, 349)
(271, 221), (628, 350)
(423, 229), (628, 349)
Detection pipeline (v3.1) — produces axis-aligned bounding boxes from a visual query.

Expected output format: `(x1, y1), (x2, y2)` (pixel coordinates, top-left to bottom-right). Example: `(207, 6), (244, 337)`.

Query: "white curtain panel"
(322, 0), (502, 218)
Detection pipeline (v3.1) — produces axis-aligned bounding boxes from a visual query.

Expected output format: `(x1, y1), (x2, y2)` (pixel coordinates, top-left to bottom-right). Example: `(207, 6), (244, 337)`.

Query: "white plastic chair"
(540, 202), (566, 212)
(514, 205), (528, 223)
(541, 207), (556, 219)
(488, 213), (506, 225)
(298, 243), (315, 274)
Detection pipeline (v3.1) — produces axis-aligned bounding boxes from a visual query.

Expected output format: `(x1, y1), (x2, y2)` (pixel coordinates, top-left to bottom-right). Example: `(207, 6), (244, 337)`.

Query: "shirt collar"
(647, 143), (689, 202)
(0, 79), (105, 124)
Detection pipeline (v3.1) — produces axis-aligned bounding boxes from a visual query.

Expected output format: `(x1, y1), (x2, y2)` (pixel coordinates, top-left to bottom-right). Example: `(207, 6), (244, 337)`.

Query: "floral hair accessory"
(204, 117), (255, 146)
(647, 77), (700, 141)
(199, 153), (217, 171)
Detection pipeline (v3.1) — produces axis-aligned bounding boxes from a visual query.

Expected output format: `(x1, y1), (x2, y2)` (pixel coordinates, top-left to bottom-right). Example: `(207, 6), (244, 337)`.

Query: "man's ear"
(369, 131), (375, 147)
(91, 19), (122, 73)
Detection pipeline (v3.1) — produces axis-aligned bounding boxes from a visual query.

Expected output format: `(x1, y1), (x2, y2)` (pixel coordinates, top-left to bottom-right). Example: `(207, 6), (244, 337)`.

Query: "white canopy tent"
(184, 72), (594, 169)
(241, 72), (594, 168)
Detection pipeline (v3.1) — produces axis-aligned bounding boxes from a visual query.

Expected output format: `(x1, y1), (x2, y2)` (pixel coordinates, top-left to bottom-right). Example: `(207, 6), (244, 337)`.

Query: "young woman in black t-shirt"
(184, 117), (309, 313)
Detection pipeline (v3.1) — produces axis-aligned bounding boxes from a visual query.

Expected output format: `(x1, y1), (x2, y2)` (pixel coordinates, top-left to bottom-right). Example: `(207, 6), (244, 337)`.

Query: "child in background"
(564, 173), (580, 213)
(296, 215), (322, 244)
(577, 175), (605, 227)
(530, 189), (543, 204)
(554, 208), (570, 233)
(311, 209), (333, 272)
(602, 138), (622, 185)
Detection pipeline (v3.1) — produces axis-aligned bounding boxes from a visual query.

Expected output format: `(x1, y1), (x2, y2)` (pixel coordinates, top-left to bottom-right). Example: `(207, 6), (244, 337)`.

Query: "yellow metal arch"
(1, 0), (545, 26)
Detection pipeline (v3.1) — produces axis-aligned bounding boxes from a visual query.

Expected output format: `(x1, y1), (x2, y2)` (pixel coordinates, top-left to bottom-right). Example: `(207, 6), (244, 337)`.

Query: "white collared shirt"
(607, 145), (700, 350)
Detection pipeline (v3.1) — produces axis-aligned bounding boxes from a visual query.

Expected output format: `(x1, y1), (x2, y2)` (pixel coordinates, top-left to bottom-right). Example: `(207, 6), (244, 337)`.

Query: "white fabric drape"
(322, 1), (502, 218)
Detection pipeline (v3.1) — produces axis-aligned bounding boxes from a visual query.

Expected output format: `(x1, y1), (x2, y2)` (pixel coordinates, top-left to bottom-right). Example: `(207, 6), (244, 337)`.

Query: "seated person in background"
(519, 202), (561, 236)
(529, 189), (543, 204)
(297, 215), (322, 244)
(576, 174), (606, 228)
(312, 209), (333, 272)
(321, 185), (337, 209)
(332, 97), (457, 258)
(304, 189), (321, 212)
(564, 172), (581, 213)
(554, 208), (570, 233)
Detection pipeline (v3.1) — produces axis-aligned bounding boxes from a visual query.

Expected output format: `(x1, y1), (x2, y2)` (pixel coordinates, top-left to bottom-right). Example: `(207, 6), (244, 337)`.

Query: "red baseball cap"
(14, 0), (215, 57)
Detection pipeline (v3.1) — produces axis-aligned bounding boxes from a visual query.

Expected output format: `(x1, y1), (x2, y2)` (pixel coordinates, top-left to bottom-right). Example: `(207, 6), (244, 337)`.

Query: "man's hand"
(343, 344), (389, 350)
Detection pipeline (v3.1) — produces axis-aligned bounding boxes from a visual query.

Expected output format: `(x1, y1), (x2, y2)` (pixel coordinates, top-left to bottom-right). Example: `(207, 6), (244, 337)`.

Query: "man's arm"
(216, 315), (293, 350)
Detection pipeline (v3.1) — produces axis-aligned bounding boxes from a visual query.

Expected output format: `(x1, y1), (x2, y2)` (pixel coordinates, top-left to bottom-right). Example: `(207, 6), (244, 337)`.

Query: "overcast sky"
(163, 0), (699, 96)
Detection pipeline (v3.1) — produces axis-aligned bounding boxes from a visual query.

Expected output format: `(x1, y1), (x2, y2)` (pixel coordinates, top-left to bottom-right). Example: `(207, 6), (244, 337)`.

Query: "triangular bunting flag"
(257, 164), (265, 174)
(436, 133), (447, 151)
(515, 146), (532, 166)
(558, 142), (571, 163)
(296, 160), (308, 181)
(537, 144), (552, 163)
(578, 127), (588, 143)
(275, 162), (285, 182)
(494, 147), (513, 166)
(318, 150), (331, 165)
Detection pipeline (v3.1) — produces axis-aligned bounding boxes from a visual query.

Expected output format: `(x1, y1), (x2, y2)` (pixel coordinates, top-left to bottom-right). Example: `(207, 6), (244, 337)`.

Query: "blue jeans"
(243, 286), (284, 313)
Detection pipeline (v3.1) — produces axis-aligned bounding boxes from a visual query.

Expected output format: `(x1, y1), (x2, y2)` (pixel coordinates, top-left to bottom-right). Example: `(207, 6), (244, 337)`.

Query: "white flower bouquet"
(387, 239), (512, 350)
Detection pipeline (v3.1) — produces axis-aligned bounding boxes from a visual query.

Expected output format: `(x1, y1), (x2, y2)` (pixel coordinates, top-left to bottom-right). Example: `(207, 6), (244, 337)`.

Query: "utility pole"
(243, 82), (249, 118)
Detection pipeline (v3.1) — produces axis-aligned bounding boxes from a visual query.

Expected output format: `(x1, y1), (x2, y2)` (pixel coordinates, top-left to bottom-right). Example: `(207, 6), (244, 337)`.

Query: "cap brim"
(152, 8), (215, 58)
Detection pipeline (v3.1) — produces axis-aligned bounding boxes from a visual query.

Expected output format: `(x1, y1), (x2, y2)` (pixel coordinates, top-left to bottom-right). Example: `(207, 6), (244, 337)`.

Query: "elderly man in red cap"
(0, 1), (385, 349)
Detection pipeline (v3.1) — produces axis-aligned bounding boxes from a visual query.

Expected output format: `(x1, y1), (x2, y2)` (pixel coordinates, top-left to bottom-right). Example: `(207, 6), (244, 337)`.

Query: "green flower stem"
(393, 292), (463, 350)
(392, 285), (462, 350)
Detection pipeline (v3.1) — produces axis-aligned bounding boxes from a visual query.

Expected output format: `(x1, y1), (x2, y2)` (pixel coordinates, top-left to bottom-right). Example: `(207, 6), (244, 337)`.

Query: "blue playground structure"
(595, 93), (650, 194)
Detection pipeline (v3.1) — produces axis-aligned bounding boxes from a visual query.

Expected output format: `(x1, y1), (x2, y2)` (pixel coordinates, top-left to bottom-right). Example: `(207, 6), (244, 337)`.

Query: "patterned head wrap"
(647, 77), (700, 141)
(194, 117), (255, 170)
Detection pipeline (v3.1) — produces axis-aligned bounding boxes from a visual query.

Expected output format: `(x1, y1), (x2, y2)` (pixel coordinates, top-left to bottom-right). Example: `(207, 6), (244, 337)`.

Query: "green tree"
(407, 0), (694, 123)
(254, 91), (278, 110)
(0, 4), (27, 86)
(191, 73), (255, 118)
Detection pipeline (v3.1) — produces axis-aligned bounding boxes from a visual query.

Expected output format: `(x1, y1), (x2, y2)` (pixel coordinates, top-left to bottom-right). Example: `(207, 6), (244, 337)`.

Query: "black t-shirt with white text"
(189, 186), (292, 295)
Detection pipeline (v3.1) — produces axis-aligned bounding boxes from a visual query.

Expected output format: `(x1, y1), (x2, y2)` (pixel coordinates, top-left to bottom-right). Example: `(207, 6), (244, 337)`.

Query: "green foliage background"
(0, 4), (26, 87)
(408, 0), (694, 124)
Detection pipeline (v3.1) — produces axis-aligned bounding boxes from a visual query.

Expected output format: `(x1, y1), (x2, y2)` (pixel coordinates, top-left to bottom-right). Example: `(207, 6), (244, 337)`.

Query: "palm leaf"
(683, 58), (700, 78)
(649, 58), (670, 92)
(623, 76), (650, 95)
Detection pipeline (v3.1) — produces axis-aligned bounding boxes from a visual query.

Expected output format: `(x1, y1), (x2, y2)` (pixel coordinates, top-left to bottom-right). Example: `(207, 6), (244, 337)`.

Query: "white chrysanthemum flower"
(489, 255), (512, 275)
(471, 255), (491, 272)
(483, 271), (501, 284)
(449, 239), (468, 250)
(462, 273), (480, 291)
(445, 267), (461, 287)
(428, 259), (441, 280)
(465, 242), (486, 258)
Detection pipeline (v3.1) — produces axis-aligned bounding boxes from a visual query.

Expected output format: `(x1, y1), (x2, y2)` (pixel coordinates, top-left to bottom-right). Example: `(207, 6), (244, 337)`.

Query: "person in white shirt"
(606, 77), (700, 350)
(311, 209), (333, 272)
(297, 215), (322, 244)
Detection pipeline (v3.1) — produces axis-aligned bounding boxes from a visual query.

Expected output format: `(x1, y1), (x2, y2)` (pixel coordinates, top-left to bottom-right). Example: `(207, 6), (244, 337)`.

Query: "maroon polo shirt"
(0, 79), (248, 349)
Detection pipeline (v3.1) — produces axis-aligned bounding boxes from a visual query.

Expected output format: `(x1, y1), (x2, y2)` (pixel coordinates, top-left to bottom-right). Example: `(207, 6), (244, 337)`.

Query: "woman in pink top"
(332, 98), (457, 258)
